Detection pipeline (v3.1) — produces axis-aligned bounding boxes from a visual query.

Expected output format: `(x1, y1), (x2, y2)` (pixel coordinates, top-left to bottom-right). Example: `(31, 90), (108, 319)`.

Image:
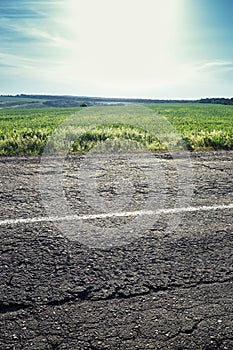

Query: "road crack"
(0, 302), (31, 314)
(44, 278), (233, 307)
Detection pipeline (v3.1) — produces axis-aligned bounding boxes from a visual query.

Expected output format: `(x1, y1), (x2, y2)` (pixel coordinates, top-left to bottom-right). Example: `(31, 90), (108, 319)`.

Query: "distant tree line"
(198, 97), (233, 105)
(42, 100), (88, 107)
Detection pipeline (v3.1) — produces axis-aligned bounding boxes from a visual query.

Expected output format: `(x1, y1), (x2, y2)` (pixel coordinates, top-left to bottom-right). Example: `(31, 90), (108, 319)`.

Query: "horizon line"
(1, 93), (233, 101)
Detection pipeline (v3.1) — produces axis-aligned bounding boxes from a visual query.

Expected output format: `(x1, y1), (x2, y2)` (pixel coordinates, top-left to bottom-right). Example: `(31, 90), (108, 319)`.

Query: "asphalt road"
(0, 151), (232, 349)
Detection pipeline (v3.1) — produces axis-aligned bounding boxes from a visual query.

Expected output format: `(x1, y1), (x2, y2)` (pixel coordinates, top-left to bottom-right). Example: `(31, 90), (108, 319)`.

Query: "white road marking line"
(1, 203), (233, 226)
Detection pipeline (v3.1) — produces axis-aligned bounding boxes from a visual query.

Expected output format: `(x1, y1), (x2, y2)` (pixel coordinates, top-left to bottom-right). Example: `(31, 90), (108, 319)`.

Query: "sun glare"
(54, 0), (186, 92)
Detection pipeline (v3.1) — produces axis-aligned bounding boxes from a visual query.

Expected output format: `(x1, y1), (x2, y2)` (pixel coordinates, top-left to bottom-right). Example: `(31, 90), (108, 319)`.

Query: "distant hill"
(0, 94), (233, 109)
(0, 94), (195, 109)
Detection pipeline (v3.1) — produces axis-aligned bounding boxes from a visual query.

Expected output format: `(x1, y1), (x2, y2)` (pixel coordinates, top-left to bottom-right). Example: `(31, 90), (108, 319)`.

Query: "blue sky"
(0, 0), (233, 98)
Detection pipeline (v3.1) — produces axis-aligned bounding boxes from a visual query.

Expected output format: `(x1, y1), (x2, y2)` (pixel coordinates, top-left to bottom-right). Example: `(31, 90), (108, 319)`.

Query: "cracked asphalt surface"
(0, 151), (232, 349)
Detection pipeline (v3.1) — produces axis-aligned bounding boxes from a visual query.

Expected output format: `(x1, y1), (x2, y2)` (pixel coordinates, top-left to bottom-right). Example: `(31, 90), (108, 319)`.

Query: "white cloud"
(0, 16), (71, 49)
(197, 60), (233, 72)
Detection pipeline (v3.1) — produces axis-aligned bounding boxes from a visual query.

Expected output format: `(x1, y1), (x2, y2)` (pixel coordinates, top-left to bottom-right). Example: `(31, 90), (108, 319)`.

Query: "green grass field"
(149, 104), (233, 151)
(0, 107), (80, 155)
(0, 104), (232, 155)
